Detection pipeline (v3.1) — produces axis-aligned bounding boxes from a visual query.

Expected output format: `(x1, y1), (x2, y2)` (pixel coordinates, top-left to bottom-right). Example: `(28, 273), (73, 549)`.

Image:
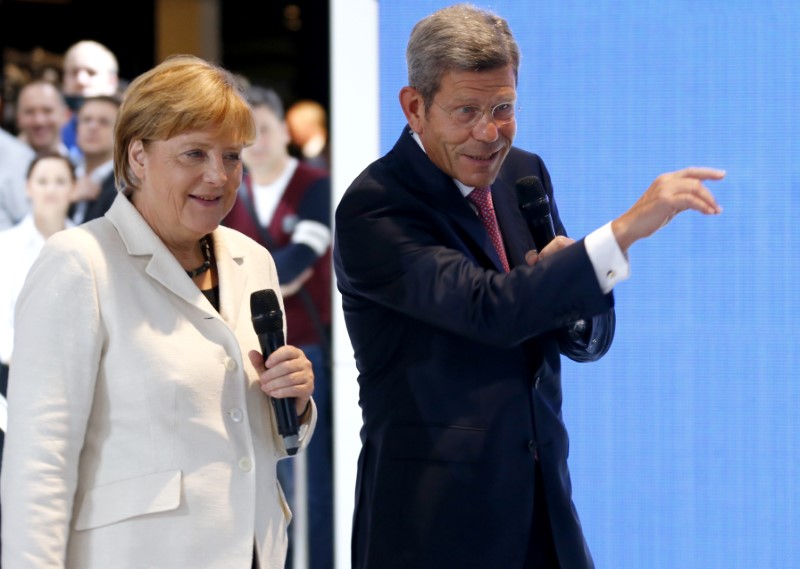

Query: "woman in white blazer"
(1, 55), (316, 569)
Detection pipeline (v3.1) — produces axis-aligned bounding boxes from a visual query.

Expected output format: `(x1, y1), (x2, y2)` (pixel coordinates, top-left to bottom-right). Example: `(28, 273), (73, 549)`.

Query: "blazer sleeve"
(1, 230), (104, 567)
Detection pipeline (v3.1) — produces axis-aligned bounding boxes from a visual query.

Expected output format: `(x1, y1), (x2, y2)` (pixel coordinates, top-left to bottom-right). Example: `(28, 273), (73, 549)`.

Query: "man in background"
(15, 80), (69, 157)
(0, 88), (35, 229)
(69, 94), (120, 223)
(286, 99), (329, 170)
(61, 40), (120, 161)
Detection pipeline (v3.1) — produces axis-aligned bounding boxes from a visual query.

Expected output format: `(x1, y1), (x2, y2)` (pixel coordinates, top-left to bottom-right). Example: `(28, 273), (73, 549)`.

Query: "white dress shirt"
(0, 216), (47, 364)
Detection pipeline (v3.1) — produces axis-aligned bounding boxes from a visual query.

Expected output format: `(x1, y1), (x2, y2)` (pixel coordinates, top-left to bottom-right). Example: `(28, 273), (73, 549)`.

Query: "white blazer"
(1, 193), (316, 568)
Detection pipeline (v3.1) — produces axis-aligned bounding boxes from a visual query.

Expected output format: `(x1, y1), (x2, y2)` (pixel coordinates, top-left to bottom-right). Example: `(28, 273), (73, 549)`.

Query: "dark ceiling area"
(0, 0), (330, 129)
(0, 0), (157, 88)
(221, 0), (330, 111)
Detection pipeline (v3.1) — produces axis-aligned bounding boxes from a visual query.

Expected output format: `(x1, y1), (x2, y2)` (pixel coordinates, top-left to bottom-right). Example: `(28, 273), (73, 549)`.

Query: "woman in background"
(0, 152), (74, 395)
(0, 153), (74, 561)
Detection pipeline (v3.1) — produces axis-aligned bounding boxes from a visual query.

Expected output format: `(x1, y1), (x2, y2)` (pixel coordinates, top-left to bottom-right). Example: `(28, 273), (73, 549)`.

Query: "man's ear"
(128, 140), (146, 179)
(399, 86), (426, 134)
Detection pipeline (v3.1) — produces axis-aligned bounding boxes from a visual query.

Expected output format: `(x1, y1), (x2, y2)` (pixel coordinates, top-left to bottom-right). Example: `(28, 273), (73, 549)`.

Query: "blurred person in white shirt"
(0, 153), (75, 377)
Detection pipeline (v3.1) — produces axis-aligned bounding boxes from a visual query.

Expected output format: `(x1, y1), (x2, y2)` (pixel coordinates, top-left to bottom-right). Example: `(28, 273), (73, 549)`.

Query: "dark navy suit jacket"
(334, 128), (616, 569)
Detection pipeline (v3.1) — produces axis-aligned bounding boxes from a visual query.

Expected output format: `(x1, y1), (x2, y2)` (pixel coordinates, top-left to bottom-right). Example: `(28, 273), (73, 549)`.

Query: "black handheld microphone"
(250, 289), (300, 455)
(515, 176), (587, 341)
(515, 175), (556, 251)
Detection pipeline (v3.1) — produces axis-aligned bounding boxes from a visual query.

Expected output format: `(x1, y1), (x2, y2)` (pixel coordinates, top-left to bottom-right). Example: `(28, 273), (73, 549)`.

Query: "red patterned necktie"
(467, 186), (510, 272)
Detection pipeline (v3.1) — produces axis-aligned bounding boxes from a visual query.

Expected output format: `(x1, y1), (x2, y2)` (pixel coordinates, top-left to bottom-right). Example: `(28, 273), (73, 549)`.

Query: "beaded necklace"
(186, 235), (212, 278)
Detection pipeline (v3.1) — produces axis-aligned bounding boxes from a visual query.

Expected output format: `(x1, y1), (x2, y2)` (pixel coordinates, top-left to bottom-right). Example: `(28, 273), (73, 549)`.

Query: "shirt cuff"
(584, 221), (630, 294)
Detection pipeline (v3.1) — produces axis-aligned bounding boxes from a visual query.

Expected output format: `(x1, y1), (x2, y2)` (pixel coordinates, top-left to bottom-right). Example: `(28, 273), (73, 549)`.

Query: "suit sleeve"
(555, 311), (615, 363)
(335, 172), (614, 349)
(537, 157), (617, 362)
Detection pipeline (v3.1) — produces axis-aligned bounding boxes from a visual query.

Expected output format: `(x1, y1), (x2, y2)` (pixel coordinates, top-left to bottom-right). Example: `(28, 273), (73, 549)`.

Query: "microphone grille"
(515, 175), (549, 215)
(250, 289), (283, 333)
(515, 175), (546, 201)
(251, 288), (279, 313)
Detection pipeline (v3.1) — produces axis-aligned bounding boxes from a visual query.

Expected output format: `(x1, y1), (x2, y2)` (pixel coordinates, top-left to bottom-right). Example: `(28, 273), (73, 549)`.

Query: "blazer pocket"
(74, 470), (182, 531)
(383, 423), (486, 463)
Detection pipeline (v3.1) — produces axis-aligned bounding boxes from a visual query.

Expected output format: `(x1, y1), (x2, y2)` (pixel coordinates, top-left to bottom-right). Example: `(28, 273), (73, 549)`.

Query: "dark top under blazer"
(334, 128), (616, 569)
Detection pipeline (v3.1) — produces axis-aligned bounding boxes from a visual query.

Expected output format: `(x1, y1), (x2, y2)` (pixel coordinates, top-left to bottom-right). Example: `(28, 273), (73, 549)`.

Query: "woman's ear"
(128, 140), (146, 180)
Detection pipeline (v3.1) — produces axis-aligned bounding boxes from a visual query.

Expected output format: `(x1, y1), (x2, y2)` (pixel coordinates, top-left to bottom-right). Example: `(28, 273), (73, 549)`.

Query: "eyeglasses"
(432, 100), (518, 128)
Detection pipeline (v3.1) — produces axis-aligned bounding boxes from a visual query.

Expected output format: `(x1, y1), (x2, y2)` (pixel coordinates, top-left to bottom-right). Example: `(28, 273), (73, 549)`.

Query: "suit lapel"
(392, 128), (508, 272)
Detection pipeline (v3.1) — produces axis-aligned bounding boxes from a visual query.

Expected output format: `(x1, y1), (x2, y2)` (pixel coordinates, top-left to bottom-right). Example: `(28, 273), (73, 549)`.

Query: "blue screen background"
(379, 3), (799, 567)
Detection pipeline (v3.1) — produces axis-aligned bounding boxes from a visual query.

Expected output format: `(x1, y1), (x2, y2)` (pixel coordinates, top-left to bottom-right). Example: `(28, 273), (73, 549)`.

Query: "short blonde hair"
(114, 55), (255, 191)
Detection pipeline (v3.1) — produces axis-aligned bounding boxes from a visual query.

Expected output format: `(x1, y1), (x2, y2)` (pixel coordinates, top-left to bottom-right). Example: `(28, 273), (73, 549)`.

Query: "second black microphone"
(250, 288), (300, 455)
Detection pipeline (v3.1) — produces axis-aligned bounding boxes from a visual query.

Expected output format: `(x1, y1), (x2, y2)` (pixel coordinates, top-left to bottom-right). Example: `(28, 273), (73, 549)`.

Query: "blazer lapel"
(211, 228), (248, 330)
(104, 193), (220, 320)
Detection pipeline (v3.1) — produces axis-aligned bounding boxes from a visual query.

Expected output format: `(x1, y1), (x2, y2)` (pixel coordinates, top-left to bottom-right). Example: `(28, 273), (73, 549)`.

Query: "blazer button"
(238, 457), (253, 472)
(229, 407), (244, 422)
(528, 440), (537, 453)
(534, 376), (542, 389)
(224, 357), (238, 371)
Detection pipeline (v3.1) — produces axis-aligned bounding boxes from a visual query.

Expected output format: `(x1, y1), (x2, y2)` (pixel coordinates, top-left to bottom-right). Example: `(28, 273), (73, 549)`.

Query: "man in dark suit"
(333, 5), (724, 569)
(69, 95), (120, 224)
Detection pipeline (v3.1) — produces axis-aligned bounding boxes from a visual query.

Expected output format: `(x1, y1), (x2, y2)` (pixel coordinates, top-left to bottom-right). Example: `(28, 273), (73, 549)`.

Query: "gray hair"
(245, 86), (285, 121)
(406, 3), (520, 104)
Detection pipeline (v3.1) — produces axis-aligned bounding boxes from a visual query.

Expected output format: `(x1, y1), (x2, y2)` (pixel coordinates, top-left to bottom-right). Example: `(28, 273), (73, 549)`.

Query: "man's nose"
(471, 113), (500, 142)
